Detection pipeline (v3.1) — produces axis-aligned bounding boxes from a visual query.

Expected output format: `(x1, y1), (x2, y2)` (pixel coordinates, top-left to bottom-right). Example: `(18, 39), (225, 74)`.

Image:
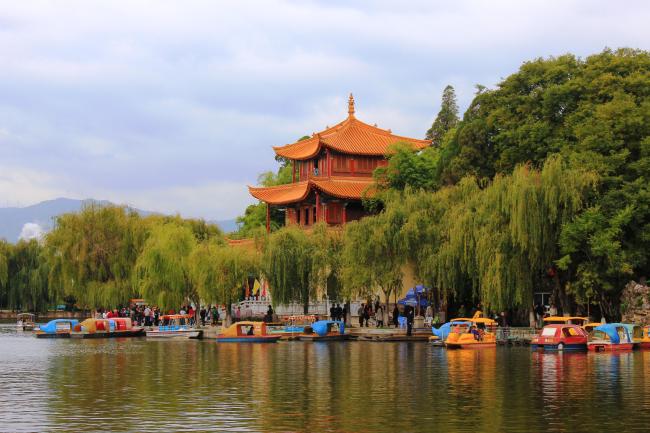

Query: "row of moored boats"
(27, 314), (347, 342)
(429, 312), (650, 351)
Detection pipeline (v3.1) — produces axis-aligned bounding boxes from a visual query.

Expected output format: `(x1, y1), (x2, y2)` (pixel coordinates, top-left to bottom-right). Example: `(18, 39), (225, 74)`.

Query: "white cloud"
(18, 222), (45, 241)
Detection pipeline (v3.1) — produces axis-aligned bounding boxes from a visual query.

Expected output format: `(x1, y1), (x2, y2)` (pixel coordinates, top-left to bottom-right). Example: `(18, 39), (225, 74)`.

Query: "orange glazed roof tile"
(311, 178), (375, 200)
(248, 178), (374, 205)
(273, 96), (430, 160)
(248, 181), (310, 205)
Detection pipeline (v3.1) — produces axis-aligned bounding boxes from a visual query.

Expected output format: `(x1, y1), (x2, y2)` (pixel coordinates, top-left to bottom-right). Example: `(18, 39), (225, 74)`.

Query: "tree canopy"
(425, 85), (459, 145)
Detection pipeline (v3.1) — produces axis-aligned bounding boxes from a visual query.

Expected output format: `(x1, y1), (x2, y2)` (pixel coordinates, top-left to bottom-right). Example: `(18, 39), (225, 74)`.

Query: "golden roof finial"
(348, 93), (355, 117)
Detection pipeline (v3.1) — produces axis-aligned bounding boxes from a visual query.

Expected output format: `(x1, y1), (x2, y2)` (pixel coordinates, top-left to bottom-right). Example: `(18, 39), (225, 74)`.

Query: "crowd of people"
(94, 304), (223, 327)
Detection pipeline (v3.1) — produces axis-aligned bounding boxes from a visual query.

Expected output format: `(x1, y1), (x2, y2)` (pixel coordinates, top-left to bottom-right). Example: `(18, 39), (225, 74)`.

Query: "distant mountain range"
(0, 198), (238, 243)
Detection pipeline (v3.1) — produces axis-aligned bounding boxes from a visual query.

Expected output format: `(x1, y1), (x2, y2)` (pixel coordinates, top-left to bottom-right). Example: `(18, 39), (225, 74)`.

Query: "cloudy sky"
(0, 0), (648, 221)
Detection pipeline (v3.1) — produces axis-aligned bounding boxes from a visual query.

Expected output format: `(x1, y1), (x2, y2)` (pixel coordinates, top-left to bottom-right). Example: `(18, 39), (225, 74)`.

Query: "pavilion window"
(313, 158), (319, 176)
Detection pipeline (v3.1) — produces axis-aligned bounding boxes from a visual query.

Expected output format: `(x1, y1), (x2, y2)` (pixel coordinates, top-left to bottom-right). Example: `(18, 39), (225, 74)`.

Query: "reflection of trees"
(42, 342), (650, 432)
(444, 348), (502, 431)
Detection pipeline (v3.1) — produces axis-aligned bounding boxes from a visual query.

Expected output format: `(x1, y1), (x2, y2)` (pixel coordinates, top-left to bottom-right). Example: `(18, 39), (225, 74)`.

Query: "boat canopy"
(39, 319), (80, 333)
(220, 321), (268, 337)
(311, 320), (345, 337)
(451, 317), (496, 325)
(594, 323), (631, 344)
(162, 314), (193, 320)
(432, 321), (471, 339)
(544, 316), (588, 325)
(16, 313), (35, 319)
(621, 324), (643, 339)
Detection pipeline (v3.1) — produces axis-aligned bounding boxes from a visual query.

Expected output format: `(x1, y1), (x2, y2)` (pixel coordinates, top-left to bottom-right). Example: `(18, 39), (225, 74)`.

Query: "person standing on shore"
(143, 306), (151, 326)
(364, 303), (372, 327)
(406, 306), (414, 336)
(375, 305), (384, 328)
(357, 304), (365, 327)
(392, 305), (399, 328)
(212, 305), (219, 325)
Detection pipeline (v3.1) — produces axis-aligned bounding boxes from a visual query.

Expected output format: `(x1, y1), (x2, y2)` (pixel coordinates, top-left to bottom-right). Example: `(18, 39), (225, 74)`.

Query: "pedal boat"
(216, 321), (281, 343)
(587, 323), (634, 351)
(444, 314), (497, 349)
(146, 314), (203, 339)
(637, 325), (650, 349)
(430, 320), (471, 346)
(267, 315), (316, 339)
(531, 324), (588, 351)
(543, 316), (589, 327)
(621, 324), (644, 349)
(298, 320), (347, 341)
(16, 313), (36, 331)
(70, 318), (144, 338)
(34, 319), (80, 338)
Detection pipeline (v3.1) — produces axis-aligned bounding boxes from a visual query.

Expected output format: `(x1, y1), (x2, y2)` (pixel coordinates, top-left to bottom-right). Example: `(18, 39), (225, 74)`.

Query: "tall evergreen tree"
(425, 85), (459, 145)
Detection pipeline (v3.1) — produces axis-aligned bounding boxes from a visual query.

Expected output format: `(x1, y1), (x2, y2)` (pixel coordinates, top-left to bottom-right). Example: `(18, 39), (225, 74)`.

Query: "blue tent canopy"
(398, 285), (430, 308)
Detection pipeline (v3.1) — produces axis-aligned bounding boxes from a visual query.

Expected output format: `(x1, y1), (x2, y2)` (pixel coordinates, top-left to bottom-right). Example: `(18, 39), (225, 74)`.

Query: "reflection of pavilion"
(249, 94), (430, 231)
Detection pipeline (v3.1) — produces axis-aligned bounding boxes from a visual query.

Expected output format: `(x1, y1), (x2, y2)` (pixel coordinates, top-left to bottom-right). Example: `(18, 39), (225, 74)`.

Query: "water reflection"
(2, 326), (650, 432)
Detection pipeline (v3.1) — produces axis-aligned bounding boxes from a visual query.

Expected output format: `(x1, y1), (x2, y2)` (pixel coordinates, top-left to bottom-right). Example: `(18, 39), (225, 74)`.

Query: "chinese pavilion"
(249, 94), (431, 231)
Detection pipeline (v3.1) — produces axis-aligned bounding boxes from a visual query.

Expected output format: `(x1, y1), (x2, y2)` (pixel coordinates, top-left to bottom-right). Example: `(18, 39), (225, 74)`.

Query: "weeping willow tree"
(6, 240), (51, 311)
(394, 154), (597, 314)
(263, 225), (312, 314)
(45, 203), (146, 309)
(0, 240), (9, 307)
(134, 223), (198, 311)
(341, 202), (407, 322)
(192, 241), (260, 325)
(310, 223), (344, 303)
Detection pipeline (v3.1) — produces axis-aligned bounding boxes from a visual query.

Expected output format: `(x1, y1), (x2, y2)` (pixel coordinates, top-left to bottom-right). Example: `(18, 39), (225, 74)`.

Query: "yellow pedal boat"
(444, 312), (497, 349)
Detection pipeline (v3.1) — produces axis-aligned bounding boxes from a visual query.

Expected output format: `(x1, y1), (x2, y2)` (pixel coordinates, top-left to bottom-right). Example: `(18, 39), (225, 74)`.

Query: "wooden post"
(266, 203), (270, 233)
(326, 148), (331, 177)
(342, 202), (347, 224)
(350, 158), (355, 176)
(292, 160), (296, 183)
(315, 191), (320, 223)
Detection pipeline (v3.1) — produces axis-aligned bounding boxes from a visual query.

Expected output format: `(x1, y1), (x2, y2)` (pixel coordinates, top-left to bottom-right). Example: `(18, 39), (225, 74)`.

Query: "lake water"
(1, 324), (650, 432)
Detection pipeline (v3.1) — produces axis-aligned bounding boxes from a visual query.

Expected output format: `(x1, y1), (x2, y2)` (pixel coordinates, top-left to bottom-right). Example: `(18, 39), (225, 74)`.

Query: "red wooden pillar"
(292, 160), (296, 183)
(342, 202), (347, 224)
(315, 191), (320, 223)
(350, 158), (355, 176)
(326, 148), (331, 177)
(266, 202), (270, 233)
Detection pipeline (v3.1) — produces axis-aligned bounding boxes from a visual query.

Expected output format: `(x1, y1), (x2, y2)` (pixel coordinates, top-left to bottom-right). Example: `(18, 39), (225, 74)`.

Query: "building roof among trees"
(273, 94), (430, 160)
(249, 177), (374, 205)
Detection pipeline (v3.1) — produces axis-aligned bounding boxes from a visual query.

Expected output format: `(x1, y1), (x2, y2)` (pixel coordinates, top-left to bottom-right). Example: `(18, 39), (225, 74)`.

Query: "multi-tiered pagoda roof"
(249, 95), (430, 230)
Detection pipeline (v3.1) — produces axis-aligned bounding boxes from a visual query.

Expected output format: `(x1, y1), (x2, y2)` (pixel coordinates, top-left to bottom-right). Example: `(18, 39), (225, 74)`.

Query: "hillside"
(0, 198), (237, 242)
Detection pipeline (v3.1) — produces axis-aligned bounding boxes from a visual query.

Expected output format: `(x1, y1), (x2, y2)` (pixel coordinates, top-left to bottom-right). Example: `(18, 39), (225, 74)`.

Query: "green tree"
(134, 223), (198, 311)
(436, 48), (650, 317)
(263, 225), (315, 314)
(374, 156), (596, 316)
(341, 200), (407, 322)
(374, 142), (441, 191)
(425, 85), (459, 145)
(6, 240), (51, 311)
(0, 240), (9, 307)
(191, 241), (259, 325)
(45, 203), (146, 309)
